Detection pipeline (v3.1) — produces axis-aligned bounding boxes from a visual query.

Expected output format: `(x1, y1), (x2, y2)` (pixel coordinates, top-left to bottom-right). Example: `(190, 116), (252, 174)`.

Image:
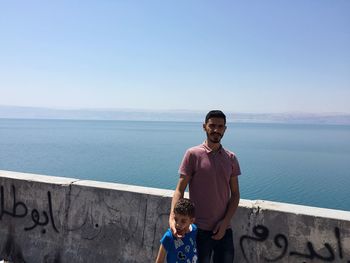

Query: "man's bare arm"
(169, 174), (189, 237)
(212, 175), (240, 240)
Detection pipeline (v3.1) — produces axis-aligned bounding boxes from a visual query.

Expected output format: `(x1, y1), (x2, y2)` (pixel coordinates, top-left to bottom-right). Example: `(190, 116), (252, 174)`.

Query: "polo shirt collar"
(202, 142), (223, 154)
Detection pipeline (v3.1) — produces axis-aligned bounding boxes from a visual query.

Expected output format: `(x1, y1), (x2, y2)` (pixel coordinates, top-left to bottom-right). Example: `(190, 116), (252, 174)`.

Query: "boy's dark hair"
(174, 198), (195, 218)
(205, 110), (226, 124)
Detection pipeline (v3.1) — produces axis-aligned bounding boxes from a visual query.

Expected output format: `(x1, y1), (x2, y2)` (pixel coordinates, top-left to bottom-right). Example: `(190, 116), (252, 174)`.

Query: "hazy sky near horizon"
(1, 1), (349, 113)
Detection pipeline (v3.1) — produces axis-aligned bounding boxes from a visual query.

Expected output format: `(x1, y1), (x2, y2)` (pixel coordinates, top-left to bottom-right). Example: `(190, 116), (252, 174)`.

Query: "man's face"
(203, 117), (226, 144)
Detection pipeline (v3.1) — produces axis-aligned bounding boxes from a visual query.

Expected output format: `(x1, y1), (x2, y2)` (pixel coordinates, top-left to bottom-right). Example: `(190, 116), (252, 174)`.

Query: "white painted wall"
(0, 170), (349, 263)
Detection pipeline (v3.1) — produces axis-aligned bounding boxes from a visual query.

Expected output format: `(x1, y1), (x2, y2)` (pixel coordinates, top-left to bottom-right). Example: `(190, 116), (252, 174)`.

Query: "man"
(169, 110), (241, 263)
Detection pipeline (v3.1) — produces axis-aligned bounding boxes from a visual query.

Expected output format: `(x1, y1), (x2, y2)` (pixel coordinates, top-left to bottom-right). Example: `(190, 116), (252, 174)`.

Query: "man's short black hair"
(174, 198), (195, 218)
(205, 110), (226, 124)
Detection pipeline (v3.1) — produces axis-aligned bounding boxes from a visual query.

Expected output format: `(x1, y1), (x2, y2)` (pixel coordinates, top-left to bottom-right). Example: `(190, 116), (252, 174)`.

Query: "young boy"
(156, 198), (198, 263)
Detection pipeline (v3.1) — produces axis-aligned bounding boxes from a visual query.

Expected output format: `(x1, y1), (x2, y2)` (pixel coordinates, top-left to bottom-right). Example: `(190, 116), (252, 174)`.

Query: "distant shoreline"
(1, 105), (350, 125)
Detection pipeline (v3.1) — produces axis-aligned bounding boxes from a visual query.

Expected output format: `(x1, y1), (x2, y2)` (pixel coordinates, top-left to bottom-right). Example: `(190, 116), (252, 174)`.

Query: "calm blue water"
(0, 119), (349, 211)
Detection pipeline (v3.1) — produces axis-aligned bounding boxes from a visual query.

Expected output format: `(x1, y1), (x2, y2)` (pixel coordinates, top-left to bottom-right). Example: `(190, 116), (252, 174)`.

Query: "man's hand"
(169, 215), (178, 237)
(211, 220), (227, 240)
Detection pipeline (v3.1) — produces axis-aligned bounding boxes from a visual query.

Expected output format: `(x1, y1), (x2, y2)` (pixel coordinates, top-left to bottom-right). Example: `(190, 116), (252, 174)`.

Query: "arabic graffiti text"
(240, 224), (349, 262)
(0, 185), (59, 234)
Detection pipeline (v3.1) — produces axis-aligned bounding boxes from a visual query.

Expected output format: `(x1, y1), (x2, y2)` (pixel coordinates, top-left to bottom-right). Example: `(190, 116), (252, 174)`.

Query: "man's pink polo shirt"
(178, 143), (241, 231)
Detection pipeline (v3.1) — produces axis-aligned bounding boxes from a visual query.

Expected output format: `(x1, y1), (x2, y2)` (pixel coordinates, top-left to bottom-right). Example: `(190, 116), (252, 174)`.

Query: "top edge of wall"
(0, 170), (77, 185)
(239, 199), (350, 221)
(1, 170), (349, 221)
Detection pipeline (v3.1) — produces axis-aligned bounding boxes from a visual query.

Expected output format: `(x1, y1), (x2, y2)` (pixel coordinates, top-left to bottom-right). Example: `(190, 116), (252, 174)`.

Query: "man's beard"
(206, 132), (223, 144)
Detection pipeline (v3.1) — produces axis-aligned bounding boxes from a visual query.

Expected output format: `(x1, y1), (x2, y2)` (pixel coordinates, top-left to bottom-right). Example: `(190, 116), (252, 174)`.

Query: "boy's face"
(174, 213), (194, 237)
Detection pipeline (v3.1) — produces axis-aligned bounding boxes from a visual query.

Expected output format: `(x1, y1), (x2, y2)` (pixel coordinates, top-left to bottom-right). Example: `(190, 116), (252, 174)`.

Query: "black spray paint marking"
(240, 224), (349, 262)
(0, 185), (59, 233)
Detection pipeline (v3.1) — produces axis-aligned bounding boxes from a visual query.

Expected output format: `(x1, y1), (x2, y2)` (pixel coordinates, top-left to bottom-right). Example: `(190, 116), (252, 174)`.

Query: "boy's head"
(173, 198), (195, 237)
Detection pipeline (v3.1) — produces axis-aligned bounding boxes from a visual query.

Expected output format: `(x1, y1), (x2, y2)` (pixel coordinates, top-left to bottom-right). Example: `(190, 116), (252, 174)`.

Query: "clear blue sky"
(1, 1), (349, 113)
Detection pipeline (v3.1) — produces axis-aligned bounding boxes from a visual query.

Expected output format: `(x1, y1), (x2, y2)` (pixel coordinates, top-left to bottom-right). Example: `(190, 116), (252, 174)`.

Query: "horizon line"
(1, 104), (350, 116)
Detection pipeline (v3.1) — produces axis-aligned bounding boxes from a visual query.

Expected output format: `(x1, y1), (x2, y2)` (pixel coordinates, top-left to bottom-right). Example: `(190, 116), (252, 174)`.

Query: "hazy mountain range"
(1, 105), (350, 125)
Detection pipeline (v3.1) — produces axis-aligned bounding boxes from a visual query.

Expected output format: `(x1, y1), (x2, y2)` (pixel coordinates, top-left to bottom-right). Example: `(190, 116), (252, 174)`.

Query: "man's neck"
(205, 140), (221, 152)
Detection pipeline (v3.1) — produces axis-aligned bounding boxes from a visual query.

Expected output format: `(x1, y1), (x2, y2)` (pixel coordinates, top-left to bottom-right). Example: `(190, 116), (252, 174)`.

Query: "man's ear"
(190, 217), (195, 224)
(202, 123), (206, 131)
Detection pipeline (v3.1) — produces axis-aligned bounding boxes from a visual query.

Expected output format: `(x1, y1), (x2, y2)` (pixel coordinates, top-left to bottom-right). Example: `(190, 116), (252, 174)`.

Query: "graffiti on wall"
(0, 185), (59, 234)
(240, 224), (350, 262)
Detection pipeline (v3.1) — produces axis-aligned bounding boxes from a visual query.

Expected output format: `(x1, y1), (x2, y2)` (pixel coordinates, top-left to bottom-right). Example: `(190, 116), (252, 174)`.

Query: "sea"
(0, 118), (349, 212)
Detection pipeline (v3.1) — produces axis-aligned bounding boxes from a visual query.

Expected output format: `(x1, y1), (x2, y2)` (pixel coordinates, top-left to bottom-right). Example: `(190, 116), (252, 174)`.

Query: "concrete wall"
(0, 170), (349, 263)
